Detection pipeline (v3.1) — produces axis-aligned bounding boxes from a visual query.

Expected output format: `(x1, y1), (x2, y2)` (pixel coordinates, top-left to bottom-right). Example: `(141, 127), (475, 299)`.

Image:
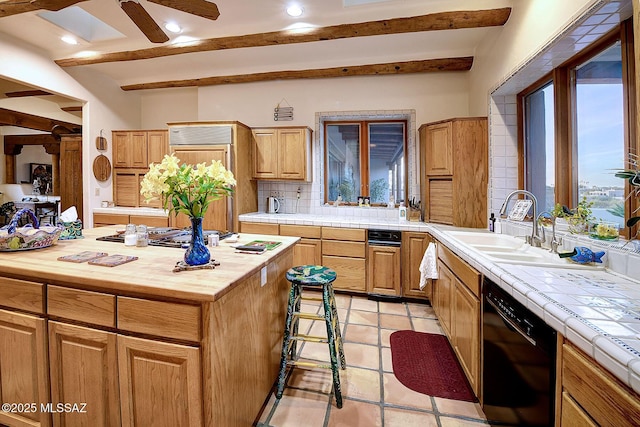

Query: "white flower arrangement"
(140, 154), (236, 218)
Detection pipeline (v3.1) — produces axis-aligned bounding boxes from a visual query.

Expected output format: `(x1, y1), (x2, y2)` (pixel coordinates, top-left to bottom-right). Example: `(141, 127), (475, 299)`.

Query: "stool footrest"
(291, 334), (328, 344)
(293, 312), (324, 321)
(287, 360), (332, 370)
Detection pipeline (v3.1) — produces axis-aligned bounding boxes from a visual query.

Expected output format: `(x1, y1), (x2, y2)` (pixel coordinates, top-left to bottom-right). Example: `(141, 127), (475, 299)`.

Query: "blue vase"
(184, 216), (210, 266)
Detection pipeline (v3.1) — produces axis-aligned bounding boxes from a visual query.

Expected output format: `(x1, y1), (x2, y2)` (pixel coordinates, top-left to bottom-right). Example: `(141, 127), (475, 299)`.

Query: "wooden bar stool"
(276, 265), (346, 408)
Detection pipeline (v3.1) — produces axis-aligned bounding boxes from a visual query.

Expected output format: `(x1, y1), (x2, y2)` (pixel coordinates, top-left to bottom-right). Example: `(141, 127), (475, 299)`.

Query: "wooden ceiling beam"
(55, 8), (510, 67)
(5, 90), (52, 98)
(120, 57), (474, 91)
(0, 108), (81, 133)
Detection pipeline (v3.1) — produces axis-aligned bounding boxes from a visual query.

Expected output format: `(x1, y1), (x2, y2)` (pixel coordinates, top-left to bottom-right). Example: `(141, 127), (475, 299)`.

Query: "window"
(519, 20), (636, 236)
(325, 120), (406, 205)
(524, 82), (555, 212)
(574, 42), (625, 227)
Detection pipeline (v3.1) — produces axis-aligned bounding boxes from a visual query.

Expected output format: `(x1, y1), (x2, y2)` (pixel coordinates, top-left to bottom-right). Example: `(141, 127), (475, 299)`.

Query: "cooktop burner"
(96, 227), (232, 248)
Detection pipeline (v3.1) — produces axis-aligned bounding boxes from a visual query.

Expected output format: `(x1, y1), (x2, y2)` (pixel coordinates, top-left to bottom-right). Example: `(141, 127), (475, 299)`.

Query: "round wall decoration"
(93, 154), (112, 181)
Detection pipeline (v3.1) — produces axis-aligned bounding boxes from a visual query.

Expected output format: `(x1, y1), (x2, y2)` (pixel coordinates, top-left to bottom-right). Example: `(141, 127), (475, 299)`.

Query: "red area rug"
(390, 330), (476, 402)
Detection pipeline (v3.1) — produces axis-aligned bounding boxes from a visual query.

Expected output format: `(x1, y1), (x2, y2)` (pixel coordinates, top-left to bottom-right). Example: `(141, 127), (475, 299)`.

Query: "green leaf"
(627, 216), (640, 227)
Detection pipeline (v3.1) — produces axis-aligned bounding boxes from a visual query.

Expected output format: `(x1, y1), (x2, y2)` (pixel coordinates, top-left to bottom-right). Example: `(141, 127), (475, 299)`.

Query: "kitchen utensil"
(93, 154), (111, 181)
(267, 196), (280, 214)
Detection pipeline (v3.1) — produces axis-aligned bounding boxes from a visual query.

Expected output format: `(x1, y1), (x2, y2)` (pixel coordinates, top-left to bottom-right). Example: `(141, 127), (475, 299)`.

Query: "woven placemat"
(173, 259), (221, 273)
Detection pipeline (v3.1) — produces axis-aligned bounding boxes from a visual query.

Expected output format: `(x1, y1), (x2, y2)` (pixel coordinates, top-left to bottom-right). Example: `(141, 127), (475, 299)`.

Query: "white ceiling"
(0, 0), (513, 91)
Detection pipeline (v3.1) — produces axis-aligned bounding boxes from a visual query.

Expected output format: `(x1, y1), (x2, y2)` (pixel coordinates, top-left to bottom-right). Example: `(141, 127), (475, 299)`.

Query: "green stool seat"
(276, 265), (346, 408)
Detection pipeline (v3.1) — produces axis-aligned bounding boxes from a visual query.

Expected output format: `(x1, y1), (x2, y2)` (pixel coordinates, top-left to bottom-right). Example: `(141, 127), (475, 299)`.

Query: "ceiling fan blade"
(148, 0), (220, 20)
(120, 0), (169, 43)
(0, 0), (84, 17)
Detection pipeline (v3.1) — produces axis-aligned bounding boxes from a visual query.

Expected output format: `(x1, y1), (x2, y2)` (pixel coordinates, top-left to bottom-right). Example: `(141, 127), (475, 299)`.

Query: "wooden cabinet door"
(452, 279), (480, 396)
(146, 130), (169, 165)
(293, 238), (321, 266)
(424, 122), (453, 175)
(60, 135), (83, 222)
(171, 146), (229, 231)
(322, 255), (366, 292)
(113, 132), (131, 168)
(118, 335), (202, 427)
(0, 310), (50, 427)
(433, 261), (453, 337)
(49, 321), (120, 427)
(252, 129), (278, 179)
(278, 128), (306, 180)
(130, 131), (148, 168)
(560, 392), (597, 427)
(114, 172), (139, 207)
(401, 232), (431, 299)
(367, 245), (401, 296)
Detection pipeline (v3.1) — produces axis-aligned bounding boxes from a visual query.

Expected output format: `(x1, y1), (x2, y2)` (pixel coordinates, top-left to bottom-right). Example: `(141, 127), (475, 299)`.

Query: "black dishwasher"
(483, 278), (556, 426)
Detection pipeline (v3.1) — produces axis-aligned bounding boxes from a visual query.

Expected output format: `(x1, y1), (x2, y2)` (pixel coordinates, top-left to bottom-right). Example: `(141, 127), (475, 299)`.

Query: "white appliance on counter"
(167, 122), (257, 232)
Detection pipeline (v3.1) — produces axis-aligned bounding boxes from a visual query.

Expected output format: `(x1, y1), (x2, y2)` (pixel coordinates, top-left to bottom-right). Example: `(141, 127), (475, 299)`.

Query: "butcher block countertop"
(0, 226), (299, 302)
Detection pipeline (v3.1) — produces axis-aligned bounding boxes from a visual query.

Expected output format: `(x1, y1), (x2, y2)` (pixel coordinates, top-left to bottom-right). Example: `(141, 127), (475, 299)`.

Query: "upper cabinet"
(252, 127), (312, 181)
(113, 130), (169, 169)
(419, 118), (488, 228)
(112, 130), (169, 209)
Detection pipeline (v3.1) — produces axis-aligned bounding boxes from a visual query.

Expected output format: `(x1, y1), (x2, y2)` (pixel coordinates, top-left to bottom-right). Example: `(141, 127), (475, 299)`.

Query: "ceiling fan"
(0, 0), (220, 43)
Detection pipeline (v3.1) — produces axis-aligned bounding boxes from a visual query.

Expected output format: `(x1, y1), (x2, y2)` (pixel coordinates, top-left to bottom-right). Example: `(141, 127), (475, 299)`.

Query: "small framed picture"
(357, 196), (364, 206)
(363, 196), (371, 206)
(30, 163), (53, 194)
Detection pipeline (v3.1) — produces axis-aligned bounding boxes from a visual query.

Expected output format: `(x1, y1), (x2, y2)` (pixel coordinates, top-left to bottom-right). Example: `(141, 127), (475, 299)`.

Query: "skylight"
(38, 6), (125, 43)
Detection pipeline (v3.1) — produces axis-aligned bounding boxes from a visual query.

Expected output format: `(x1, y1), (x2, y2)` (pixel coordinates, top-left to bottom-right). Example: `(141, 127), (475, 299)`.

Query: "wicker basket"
(0, 208), (64, 251)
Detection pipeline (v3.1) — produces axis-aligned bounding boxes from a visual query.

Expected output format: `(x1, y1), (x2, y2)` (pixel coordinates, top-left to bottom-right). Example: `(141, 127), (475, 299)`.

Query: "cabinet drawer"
(130, 215), (169, 228)
(437, 244), (480, 297)
(240, 222), (280, 235)
(322, 255), (366, 292)
(322, 240), (366, 258)
(93, 213), (129, 226)
(117, 297), (201, 342)
(562, 342), (640, 426)
(0, 277), (44, 314)
(48, 285), (116, 327)
(280, 224), (321, 239)
(322, 227), (365, 242)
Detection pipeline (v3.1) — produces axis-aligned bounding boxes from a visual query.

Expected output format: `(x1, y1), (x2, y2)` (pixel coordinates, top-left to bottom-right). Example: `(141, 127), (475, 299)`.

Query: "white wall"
(469, 0), (598, 115)
(141, 73), (470, 130)
(0, 32), (143, 226)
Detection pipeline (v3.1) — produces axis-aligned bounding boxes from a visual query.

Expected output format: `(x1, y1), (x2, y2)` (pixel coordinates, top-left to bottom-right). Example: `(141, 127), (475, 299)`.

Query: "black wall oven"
(482, 278), (557, 426)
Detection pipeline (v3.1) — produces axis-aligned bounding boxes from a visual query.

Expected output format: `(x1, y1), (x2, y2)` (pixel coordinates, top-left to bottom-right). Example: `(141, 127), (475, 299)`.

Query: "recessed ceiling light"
(164, 22), (182, 33)
(61, 35), (78, 45)
(286, 5), (303, 17)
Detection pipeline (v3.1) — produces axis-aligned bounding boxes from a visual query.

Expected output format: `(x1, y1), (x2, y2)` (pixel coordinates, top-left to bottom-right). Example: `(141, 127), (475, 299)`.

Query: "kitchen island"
(0, 227), (298, 427)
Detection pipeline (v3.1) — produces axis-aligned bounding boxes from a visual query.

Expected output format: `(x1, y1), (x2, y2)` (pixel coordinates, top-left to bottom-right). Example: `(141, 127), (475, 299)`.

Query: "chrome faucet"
(536, 211), (561, 253)
(499, 190), (542, 247)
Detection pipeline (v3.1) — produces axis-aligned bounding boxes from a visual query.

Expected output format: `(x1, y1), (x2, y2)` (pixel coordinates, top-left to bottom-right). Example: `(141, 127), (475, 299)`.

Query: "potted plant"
(551, 197), (594, 234)
(614, 153), (640, 247)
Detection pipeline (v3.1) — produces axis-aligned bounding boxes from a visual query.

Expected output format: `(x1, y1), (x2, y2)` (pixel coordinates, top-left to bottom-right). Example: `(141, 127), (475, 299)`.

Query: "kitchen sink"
(446, 230), (603, 270)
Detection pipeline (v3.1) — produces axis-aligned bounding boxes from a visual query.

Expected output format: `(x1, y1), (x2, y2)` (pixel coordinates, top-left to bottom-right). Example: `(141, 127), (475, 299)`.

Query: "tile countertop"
(427, 224), (640, 396)
(240, 213), (640, 394)
(238, 212), (431, 232)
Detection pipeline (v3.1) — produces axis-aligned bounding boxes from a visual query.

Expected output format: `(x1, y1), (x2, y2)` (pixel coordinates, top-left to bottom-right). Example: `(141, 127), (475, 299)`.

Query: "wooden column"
(51, 153), (60, 196)
(634, 0), (639, 238)
(4, 155), (16, 184)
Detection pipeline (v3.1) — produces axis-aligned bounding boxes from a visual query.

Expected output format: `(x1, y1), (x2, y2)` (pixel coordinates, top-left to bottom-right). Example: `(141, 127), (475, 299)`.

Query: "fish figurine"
(559, 247), (605, 264)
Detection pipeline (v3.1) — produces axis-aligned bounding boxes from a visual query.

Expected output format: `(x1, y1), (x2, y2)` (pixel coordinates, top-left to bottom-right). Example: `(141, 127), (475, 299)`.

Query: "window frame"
(323, 119), (408, 206)
(517, 20), (638, 238)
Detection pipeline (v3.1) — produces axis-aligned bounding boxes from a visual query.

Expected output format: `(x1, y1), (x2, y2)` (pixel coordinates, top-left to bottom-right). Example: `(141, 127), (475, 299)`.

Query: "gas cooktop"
(96, 227), (233, 248)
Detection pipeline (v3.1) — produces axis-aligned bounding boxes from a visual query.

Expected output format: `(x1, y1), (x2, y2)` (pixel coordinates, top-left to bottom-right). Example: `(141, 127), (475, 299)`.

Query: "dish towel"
(419, 242), (438, 290)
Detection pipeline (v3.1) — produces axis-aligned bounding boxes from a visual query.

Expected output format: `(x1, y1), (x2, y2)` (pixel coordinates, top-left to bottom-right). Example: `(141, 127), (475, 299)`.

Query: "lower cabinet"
(401, 232), (432, 299)
(118, 335), (202, 427)
(280, 225), (322, 266)
(321, 227), (367, 292)
(367, 245), (401, 296)
(0, 309), (50, 427)
(93, 213), (169, 228)
(559, 341), (640, 426)
(48, 321), (120, 427)
(432, 243), (481, 397)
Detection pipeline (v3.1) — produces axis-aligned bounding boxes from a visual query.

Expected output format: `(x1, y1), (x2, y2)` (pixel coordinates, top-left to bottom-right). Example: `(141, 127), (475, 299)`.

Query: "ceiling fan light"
(286, 5), (304, 17)
(164, 22), (182, 34)
(61, 35), (78, 45)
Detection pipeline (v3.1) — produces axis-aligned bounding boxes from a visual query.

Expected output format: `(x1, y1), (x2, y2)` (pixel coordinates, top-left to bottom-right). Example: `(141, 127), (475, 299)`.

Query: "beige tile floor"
(256, 294), (490, 426)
